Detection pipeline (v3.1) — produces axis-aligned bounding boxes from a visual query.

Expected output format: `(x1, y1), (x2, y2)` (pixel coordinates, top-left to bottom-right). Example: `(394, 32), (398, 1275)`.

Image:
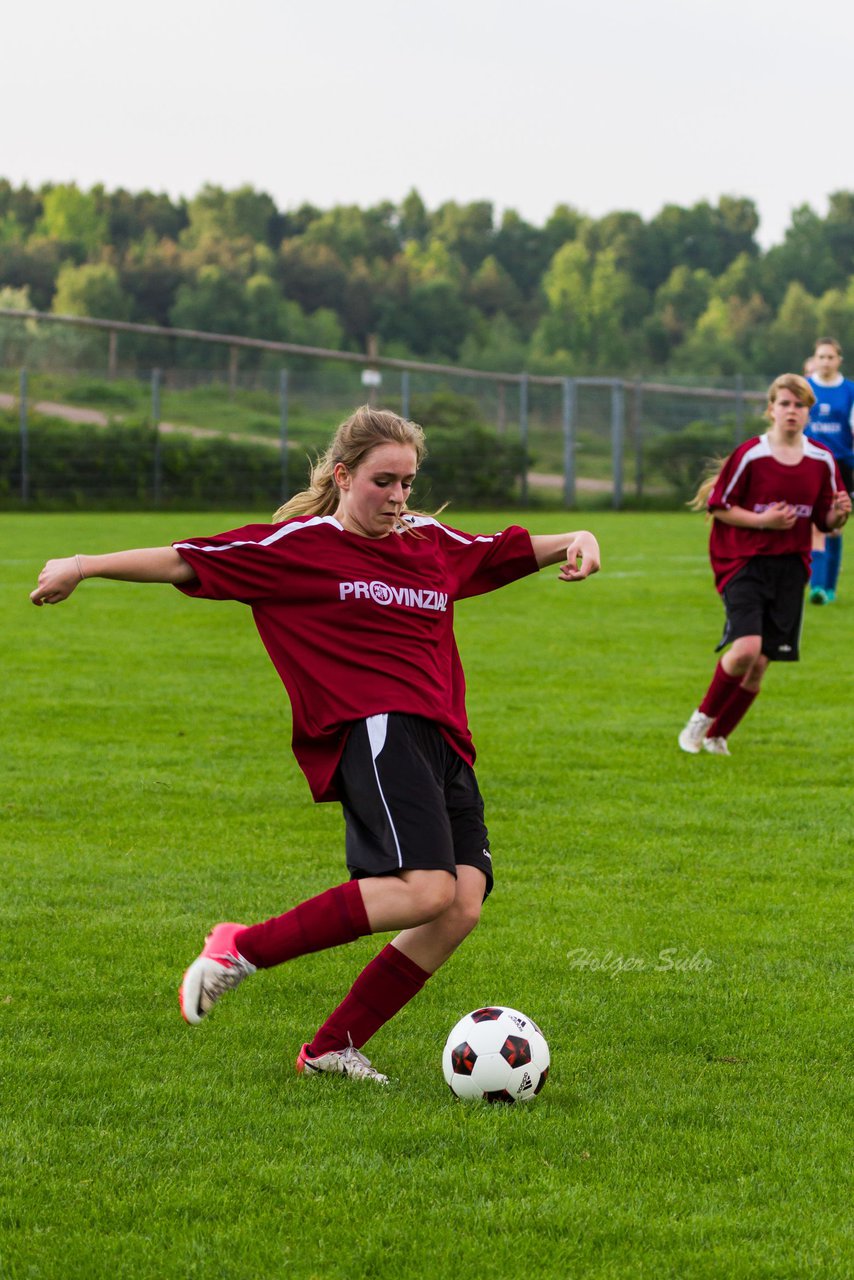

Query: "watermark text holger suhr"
(567, 947), (713, 980)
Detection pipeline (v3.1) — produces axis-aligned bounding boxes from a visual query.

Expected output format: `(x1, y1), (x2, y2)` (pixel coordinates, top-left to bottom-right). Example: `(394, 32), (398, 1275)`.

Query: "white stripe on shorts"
(365, 714), (403, 869)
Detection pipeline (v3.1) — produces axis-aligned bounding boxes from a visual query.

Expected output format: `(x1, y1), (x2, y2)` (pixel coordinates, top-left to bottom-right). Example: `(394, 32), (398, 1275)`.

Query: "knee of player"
(745, 654), (770, 684)
(450, 897), (483, 940)
(729, 639), (762, 669)
(412, 872), (457, 921)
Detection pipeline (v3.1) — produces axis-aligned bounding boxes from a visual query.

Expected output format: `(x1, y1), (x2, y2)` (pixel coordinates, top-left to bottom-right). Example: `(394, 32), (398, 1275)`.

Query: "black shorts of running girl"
(838, 459), (853, 497)
(336, 713), (493, 897)
(715, 554), (808, 661)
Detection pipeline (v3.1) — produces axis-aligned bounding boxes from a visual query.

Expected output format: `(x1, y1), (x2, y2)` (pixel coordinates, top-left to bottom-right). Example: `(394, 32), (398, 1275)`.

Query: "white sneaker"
(678, 710), (714, 754)
(703, 736), (731, 756)
(296, 1039), (389, 1084)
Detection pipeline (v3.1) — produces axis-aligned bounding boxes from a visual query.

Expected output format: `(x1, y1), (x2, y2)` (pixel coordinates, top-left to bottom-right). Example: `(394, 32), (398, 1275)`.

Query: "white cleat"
(702, 736), (731, 756)
(179, 922), (257, 1025)
(678, 710), (714, 754)
(296, 1039), (389, 1084)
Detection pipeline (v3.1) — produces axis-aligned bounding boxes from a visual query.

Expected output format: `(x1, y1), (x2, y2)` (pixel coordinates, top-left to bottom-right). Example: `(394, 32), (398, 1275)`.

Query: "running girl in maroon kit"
(678, 374), (850, 757)
(31, 406), (601, 1084)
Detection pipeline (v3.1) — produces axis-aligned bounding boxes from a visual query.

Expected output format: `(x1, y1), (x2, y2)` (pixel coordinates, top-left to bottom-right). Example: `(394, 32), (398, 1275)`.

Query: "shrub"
(63, 379), (141, 410)
(410, 389), (483, 432)
(0, 394), (529, 511)
(645, 418), (754, 501)
(0, 414), (303, 511)
(417, 425), (527, 508)
(410, 390), (528, 507)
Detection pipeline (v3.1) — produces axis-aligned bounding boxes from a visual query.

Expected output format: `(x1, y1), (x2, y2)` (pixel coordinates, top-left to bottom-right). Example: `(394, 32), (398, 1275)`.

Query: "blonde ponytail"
(688, 463), (726, 513)
(272, 447), (340, 522)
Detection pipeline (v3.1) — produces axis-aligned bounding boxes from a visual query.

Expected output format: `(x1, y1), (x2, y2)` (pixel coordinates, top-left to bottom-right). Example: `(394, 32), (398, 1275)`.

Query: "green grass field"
(2, 511), (851, 1279)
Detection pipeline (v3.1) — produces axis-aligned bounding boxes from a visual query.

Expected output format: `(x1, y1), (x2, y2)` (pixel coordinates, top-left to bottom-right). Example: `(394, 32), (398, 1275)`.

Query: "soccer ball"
(442, 1006), (550, 1103)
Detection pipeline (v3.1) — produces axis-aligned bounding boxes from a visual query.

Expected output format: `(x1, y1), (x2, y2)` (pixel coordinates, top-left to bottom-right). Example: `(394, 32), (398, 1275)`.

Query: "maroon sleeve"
(707, 442), (751, 512)
(172, 523), (291, 603)
(440, 523), (539, 600)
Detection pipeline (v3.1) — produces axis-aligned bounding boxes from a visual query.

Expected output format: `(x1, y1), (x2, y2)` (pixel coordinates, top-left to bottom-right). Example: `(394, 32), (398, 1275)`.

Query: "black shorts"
(336, 713), (493, 895)
(837, 459), (853, 497)
(716, 555), (807, 662)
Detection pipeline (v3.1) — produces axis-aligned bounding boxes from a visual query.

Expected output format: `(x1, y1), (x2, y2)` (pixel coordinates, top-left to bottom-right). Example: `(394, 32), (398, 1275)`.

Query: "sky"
(5, 0), (852, 249)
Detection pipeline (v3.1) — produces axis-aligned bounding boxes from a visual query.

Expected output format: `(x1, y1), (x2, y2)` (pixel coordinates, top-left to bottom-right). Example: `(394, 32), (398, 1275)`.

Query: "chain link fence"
(0, 308), (770, 510)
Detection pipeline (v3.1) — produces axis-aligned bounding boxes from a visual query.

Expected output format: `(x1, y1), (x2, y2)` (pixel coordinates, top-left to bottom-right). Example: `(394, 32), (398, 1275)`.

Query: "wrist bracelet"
(75, 554), (85, 581)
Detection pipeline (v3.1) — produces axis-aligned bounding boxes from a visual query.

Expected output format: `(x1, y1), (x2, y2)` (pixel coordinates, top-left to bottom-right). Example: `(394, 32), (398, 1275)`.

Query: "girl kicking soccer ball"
(31, 406), (600, 1084)
(678, 374), (850, 757)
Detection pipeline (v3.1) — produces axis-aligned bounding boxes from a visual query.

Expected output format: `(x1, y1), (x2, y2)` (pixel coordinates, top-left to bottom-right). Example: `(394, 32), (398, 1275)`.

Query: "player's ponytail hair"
(272, 405), (427, 525)
(688, 463), (727, 513)
(689, 372), (816, 513)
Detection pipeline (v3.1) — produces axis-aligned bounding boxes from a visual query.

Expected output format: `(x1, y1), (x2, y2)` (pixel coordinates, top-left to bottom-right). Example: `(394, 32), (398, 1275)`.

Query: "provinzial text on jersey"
(753, 502), (813, 518)
(338, 580), (449, 611)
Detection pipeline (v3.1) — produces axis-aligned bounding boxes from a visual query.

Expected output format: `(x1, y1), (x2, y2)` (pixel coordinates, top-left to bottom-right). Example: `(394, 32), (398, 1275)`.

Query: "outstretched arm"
(529, 530), (601, 581)
(30, 547), (195, 606)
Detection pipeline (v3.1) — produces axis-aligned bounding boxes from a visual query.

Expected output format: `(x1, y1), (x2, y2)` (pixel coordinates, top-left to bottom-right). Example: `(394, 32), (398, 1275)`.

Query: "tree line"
(2, 179), (853, 376)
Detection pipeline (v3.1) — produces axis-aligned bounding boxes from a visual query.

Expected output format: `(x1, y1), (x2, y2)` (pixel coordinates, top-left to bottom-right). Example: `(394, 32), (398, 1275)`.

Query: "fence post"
(401, 370), (410, 420)
(19, 368), (29, 505)
(151, 368), (162, 507)
(366, 335), (380, 407)
(611, 380), (625, 511)
(632, 378), (644, 500)
(279, 368), (290, 502)
(562, 377), (576, 509)
(108, 329), (118, 379)
(734, 373), (745, 445)
(519, 374), (529, 506)
(497, 382), (506, 436)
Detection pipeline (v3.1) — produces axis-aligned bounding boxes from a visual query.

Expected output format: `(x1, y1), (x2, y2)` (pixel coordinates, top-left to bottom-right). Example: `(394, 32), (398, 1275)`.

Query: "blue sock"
(825, 536), (843, 593)
(810, 549), (828, 590)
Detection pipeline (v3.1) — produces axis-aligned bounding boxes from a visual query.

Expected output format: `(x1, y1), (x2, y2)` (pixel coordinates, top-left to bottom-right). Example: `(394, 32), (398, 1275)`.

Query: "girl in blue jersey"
(805, 337), (854, 603)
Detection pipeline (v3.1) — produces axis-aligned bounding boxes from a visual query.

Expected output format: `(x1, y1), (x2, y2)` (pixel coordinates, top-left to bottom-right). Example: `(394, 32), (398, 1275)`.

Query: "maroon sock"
(234, 880), (370, 970)
(308, 943), (431, 1055)
(698, 661), (743, 718)
(710, 686), (758, 740)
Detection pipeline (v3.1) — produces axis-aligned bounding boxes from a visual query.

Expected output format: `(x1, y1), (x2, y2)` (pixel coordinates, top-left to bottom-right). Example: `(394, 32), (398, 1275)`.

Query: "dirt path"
(0, 392), (280, 448)
(0, 393), (110, 426)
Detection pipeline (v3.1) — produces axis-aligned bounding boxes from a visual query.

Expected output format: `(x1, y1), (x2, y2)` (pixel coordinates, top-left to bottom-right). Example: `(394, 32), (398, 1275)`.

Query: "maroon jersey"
(173, 515), (538, 801)
(707, 433), (840, 592)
